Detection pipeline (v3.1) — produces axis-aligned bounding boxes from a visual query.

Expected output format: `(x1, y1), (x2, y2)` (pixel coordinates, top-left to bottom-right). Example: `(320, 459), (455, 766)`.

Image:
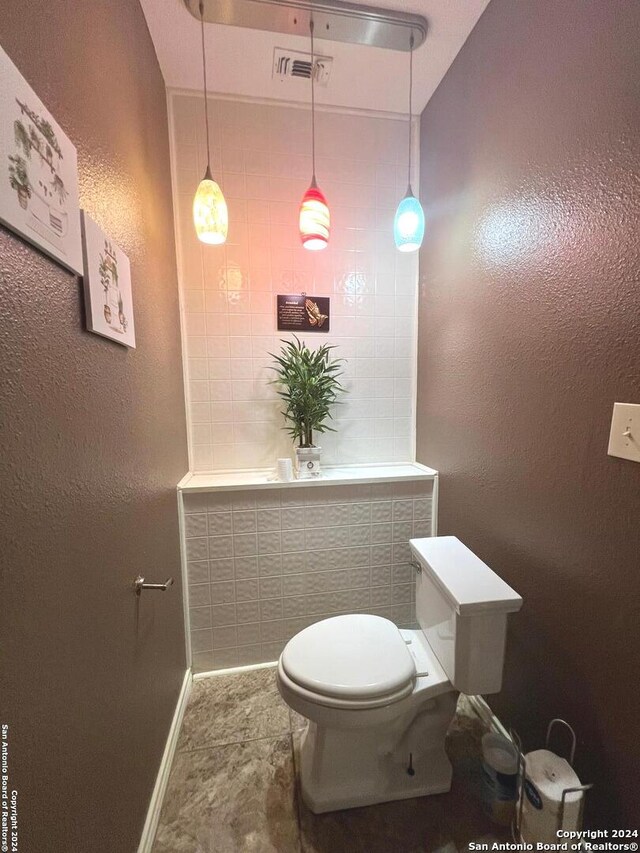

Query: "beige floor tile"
(156, 673), (509, 853)
(153, 735), (301, 853)
(177, 667), (290, 752)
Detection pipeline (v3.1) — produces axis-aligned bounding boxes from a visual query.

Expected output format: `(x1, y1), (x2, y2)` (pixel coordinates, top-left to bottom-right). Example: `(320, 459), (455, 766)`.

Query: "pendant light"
(193, 0), (228, 245)
(394, 32), (424, 253)
(299, 18), (330, 251)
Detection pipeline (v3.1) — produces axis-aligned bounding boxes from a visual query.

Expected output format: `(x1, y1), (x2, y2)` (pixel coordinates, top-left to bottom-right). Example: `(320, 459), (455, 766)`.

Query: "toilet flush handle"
(410, 560), (422, 575)
(134, 575), (175, 595)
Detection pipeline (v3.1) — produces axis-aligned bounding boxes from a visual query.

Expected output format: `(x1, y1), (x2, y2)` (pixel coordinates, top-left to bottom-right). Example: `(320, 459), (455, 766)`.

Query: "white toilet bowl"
(276, 536), (523, 813)
(277, 614), (458, 812)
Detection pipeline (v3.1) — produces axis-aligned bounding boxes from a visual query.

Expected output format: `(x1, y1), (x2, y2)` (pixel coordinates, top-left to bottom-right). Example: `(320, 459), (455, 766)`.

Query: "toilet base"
(297, 691), (457, 814)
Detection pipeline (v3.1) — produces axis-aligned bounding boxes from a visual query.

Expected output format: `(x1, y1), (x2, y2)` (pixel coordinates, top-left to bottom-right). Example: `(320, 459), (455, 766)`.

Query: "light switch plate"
(607, 403), (640, 463)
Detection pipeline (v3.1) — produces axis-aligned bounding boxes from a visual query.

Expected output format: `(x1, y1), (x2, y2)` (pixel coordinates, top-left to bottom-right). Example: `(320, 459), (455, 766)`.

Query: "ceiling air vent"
(273, 48), (332, 86)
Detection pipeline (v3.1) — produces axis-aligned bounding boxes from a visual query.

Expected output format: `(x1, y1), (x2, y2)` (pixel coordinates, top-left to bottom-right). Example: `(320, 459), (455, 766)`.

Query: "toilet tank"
(410, 536), (523, 695)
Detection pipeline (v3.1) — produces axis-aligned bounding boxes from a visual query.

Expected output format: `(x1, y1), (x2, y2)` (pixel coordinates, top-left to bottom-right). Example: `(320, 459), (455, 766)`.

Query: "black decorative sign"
(277, 294), (330, 332)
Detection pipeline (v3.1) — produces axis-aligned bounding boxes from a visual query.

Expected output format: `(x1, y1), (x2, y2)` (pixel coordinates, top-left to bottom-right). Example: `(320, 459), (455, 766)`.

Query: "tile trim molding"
(193, 659), (278, 680)
(137, 669), (193, 853)
(177, 490), (193, 670)
(167, 85), (422, 123)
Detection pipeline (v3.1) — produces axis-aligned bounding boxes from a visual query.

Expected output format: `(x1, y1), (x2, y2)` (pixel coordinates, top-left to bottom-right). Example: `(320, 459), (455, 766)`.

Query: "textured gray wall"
(416, 0), (640, 826)
(0, 2), (189, 850)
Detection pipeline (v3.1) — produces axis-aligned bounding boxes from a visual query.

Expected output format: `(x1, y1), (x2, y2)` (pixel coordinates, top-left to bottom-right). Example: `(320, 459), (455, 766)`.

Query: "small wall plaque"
(277, 294), (330, 332)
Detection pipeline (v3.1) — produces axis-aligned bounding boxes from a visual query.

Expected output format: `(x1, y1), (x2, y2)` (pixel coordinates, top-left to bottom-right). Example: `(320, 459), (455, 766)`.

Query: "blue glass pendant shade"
(394, 186), (425, 252)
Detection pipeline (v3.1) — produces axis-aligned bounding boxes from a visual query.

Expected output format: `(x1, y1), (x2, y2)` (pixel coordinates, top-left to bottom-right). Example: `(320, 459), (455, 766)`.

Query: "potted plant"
(270, 336), (346, 478)
(14, 120), (32, 159)
(8, 155), (30, 209)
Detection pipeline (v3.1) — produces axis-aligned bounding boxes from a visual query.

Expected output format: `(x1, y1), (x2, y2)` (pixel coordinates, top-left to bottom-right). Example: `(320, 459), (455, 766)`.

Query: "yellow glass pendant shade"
(193, 167), (228, 245)
(194, 4), (228, 245)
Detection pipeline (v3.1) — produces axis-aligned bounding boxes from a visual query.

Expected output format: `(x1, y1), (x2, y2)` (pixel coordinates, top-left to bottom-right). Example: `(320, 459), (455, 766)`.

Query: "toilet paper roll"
(520, 749), (583, 844)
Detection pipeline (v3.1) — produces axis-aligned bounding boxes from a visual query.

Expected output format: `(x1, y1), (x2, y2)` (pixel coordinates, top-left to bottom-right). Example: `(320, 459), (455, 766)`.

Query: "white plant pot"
(295, 446), (321, 479)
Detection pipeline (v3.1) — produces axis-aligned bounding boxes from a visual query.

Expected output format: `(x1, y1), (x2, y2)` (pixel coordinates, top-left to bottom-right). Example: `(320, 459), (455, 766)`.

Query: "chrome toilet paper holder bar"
(134, 575), (174, 595)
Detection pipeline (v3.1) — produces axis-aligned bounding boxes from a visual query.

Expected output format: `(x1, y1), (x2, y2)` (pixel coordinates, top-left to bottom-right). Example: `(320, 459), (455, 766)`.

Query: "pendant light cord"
(407, 30), (414, 192)
(310, 17), (316, 184)
(200, 0), (212, 176)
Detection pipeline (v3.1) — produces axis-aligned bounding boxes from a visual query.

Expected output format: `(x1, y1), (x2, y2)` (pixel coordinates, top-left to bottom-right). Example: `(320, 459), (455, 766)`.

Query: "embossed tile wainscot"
(179, 465), (436, 672)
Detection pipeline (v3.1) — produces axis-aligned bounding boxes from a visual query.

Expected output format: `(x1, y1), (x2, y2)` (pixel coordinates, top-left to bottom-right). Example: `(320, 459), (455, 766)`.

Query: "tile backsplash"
(181, 479), (433, 673)
(169, 92), (419, 472)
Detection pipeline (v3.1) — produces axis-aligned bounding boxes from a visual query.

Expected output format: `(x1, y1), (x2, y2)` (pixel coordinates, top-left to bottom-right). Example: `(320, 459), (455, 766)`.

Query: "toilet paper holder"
(512, 719), (593, 842)
(134, 575), (175, 595)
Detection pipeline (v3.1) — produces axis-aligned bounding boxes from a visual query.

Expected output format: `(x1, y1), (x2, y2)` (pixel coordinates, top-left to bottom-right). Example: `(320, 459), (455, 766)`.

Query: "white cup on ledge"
(276, 458), (293, 482)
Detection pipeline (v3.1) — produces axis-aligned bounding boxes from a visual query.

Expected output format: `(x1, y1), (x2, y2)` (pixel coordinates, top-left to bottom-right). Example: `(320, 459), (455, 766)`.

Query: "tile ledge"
(178, 462), (437, 493)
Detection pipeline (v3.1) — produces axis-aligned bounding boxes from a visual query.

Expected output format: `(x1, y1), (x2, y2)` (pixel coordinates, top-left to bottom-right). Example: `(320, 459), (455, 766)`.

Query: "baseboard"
(468, 694), (513, 741)
(137, 669), (192, 853)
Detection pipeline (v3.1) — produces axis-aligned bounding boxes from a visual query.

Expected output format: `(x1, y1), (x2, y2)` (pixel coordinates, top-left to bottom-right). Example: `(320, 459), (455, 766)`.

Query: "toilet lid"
(281, 614), (416, 700)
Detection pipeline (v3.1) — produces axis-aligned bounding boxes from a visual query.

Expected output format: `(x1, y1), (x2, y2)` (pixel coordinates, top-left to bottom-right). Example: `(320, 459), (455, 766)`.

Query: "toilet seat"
(277, 659), (416, 710)
(280, 614), (416, 705)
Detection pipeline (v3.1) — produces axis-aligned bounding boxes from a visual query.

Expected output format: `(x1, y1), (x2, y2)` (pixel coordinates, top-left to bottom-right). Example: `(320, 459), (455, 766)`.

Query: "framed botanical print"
(81, 212), (136, 348)
(0, 45), (82, 274)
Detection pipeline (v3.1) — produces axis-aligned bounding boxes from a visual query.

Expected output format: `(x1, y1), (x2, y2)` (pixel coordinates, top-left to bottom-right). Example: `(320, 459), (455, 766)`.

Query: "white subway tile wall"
(169, 93), (419, 471)
(182, 480), (433, 673)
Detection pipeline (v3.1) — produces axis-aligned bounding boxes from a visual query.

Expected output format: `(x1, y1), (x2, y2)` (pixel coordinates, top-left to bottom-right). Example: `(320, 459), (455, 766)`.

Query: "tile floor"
(153, 667), (507, 852)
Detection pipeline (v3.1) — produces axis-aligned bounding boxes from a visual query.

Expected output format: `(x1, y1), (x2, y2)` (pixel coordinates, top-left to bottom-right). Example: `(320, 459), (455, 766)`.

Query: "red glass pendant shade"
(299, 18), (329, 250)
(299, 180), (330, 251)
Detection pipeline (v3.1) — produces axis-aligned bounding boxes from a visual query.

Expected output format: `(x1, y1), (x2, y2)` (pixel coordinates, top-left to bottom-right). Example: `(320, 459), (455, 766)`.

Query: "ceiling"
(140, 0), (490, 115)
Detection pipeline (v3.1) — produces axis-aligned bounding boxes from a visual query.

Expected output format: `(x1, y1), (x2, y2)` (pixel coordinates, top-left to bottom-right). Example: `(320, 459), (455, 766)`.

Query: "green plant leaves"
(269, 336), (346, 448)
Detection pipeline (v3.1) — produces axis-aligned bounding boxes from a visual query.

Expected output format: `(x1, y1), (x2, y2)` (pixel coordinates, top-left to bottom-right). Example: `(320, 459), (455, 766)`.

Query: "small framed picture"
(81, 212), (136, 348)
(0, 45), (83, 274)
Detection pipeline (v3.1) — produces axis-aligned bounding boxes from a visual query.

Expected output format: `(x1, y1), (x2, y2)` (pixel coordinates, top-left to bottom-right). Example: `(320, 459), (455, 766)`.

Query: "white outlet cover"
(607, 403), (640, 463)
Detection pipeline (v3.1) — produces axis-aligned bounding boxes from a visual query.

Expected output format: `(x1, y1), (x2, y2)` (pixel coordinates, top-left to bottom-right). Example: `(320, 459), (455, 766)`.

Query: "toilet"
(276, 536), (523, 813)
